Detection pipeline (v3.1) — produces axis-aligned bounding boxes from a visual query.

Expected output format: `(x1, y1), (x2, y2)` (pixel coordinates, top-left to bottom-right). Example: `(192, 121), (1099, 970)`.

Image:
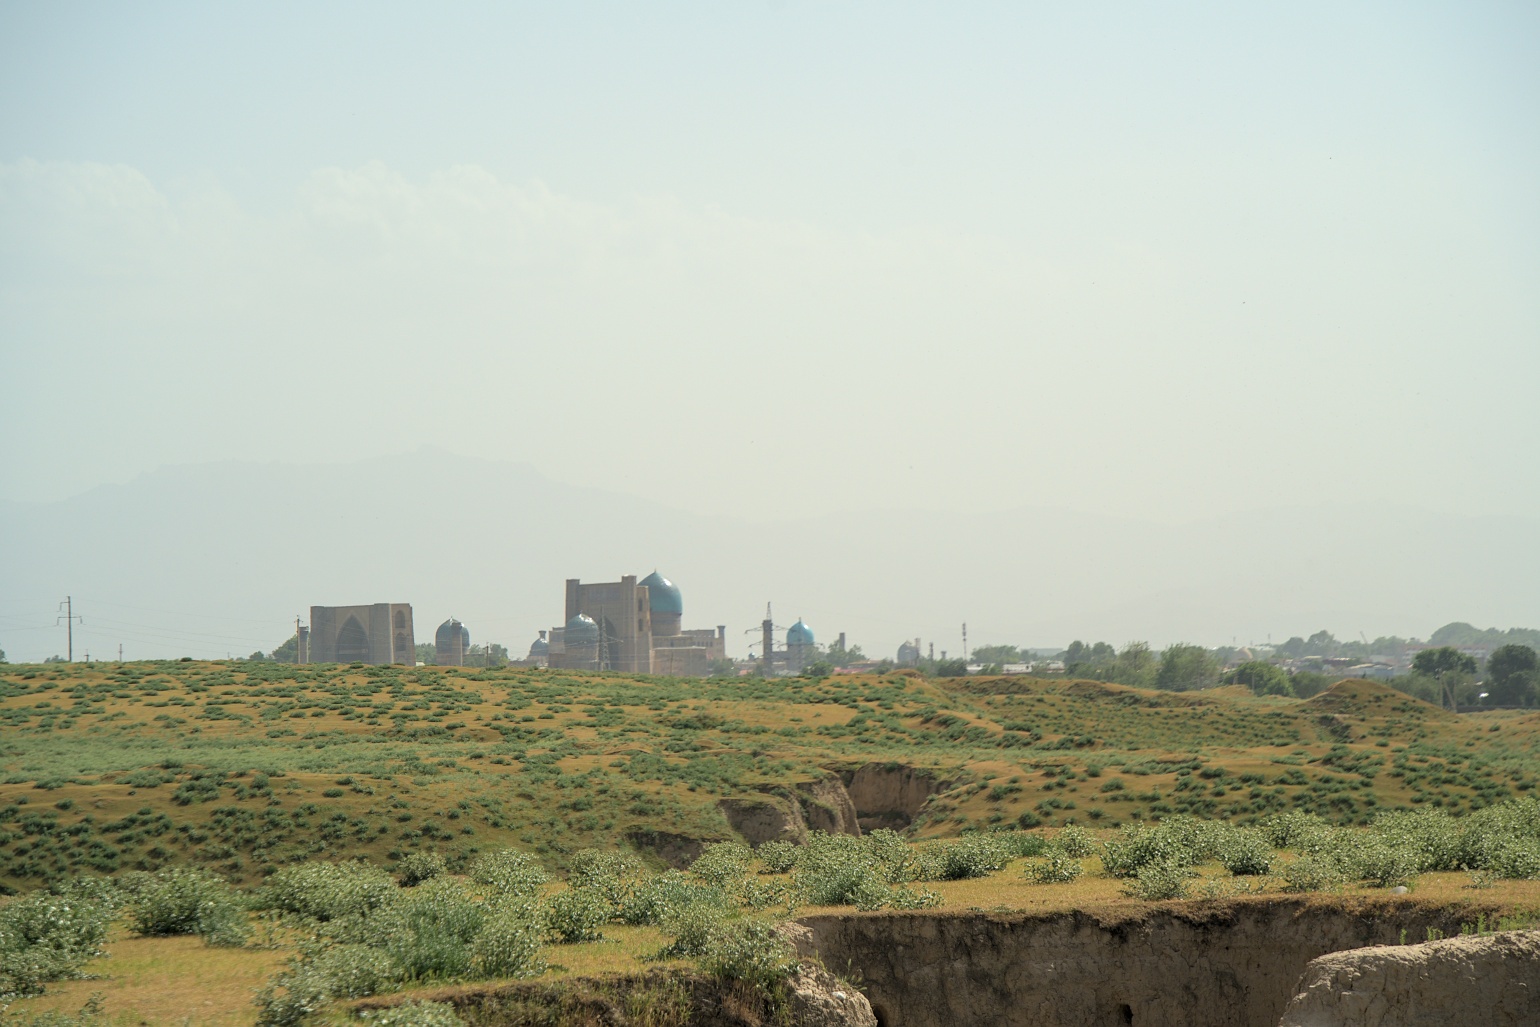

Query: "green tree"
(1155, 644), (1220, 691)
(1229, 661), (1293, 697)
(1486, 644), (1538, 707)
(271, 634), (300, 663)
(1411, 647), (1478, 709)
(971, 644), (1021, 665)
(415, 642), (436, 665)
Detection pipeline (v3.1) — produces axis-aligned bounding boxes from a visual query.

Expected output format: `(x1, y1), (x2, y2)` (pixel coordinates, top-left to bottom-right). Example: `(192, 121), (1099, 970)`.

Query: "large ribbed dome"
(787, 619), (815, 646)
(435, 618), (470, 647)
(639, 571), (683, 615)
(565, 613), (599, 645)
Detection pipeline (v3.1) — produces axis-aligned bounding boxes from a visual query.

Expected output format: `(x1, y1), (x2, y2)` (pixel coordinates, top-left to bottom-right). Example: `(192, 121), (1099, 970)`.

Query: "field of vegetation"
(4, 660), (1540, 1026)
(2, 661), (1539, 889)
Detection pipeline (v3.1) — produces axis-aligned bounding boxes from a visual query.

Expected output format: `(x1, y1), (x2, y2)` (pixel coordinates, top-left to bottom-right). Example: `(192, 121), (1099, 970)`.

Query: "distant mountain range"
(1, 451), (1536, 662)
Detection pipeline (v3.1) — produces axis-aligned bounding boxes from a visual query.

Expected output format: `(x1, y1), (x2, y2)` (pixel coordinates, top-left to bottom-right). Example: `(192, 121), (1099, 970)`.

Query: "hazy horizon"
(2, 5), (1536, 661)
(2, 450), (1535, 664)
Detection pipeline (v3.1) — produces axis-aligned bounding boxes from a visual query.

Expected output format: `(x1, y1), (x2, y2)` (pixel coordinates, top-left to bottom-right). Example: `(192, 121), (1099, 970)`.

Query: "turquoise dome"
(436, 618), (469, 648)
(565, 613), (599, 644)
(528, 634), (550, 658)
(639, 571), (683, 615)
(787, 619), (815, 646)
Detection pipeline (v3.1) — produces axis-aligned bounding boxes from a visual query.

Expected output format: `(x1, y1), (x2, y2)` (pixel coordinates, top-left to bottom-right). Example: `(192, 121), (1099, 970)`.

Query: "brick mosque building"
(539, 571), (725, 676)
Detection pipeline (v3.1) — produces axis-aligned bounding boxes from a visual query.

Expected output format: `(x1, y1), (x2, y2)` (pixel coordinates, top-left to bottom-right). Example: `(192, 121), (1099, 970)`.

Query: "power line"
(56, 596), (82, 663)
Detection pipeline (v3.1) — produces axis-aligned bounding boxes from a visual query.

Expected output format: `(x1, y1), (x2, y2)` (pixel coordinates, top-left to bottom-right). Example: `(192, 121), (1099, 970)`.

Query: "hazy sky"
(2, 2), (1537, 521)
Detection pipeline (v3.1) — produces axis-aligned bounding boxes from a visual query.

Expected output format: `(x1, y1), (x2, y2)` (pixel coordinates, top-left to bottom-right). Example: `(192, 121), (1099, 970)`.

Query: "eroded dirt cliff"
(793, 898), (1500, 1027)
(1278, 928), (1540, 1027)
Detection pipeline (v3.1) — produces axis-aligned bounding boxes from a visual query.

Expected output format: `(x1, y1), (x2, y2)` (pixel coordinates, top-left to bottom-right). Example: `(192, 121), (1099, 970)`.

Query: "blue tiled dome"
(787, 619), (815, 646)
(565, 613), (599, 644)
(639, 571), (683, 615)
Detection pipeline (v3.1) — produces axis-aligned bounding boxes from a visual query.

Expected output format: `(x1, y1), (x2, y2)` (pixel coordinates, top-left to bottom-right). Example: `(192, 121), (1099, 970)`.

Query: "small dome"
(528, 635), (550, 658)
(565, 613), (599, 645)
(639, 571), (683, 615)
(897, 641), (920, 660)
(787, 619), (815, 646)
(436, 618), (470, 647)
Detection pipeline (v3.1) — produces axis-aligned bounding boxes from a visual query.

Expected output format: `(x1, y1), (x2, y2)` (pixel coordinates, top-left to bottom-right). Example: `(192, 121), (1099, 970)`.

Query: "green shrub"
(567, 848), (643, 905)
(698, 920), (797, 992)
(0, 889), (115, 998)
(542, 889), (609, 944)
(260, 861), (397, 922)
(0, 993), (107, 1026)
(1372, 808), (1460, 872)
(1100, 823), (1199, 879)
(1350, 838), (1420, 889)
(796, 859), (890, 908)
(256, 944), (403, 1027)
(617, 872), (728, 927)
(1049, 826), (1095, 859)
(470, 907), (545, 979)
(359, 1001), (466, 1027)
(128, 867), (249, 946)
(398, 852), (447, 888)
(885, 885), (943, 909)
(468, 850), (549, 898)
(1125, 860), (1193, 901)
(656, 903), (731, 958)
(689, 841), (753, 887)
(1027, 851), (1084, 884)
(1280, 854), (1347, 893)
(386, 879), (486, 981)
(1215, 829), (1273, 876)
(999, 831), (1047, 858)
(918, 834), (1011, 881)
(1260, 811), (1330, 850)
(756, 840), (800, 874)
(1489, 841), (1540, 880)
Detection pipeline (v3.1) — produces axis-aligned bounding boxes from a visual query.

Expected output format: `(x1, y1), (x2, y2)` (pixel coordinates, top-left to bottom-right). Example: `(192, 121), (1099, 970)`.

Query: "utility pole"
(118, 643), (123, 662)
(56, 597), (82, 662)
(962, 623), (968, 663)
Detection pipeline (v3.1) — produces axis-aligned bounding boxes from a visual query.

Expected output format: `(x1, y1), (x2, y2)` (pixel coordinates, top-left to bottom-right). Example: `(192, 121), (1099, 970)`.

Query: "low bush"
(919, 834), (1010, 881)
(656, 903), (731, 958)
(542, 888), (609, 944)
(1215, 829), (1273, 876)
(470, 907), (545, 979)
(256, 944), (403, 1027)
(398, 852), (447, 888)
(698, 920), (797, 992)
(1125, 860), (1193, 901)
(468, 850), (549, 898)
(386, 879), (486, 981)
(260, 861), (397, 922)
(1026, 851), (1084, 884)
(756, 840), (800, 874)
(617, 871), (728, 926)
(689, 841), (753, 888)
(1101, 823), (1199, 879)
(1280, 854), (1346, 893)
(0, 889), (115, 998)
(567, 848), (643, 905)
(1049, 826), (1095, 859)
(1349, 838), (1420, 889)
(128, 867), (248, 946)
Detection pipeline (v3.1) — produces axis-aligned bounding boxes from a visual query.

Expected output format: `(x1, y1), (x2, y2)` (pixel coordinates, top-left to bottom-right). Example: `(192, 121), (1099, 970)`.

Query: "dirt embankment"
(792, 898), (1501, 1027)
(1279, 929), (1540, 1027)
(839, 764), (949, 832)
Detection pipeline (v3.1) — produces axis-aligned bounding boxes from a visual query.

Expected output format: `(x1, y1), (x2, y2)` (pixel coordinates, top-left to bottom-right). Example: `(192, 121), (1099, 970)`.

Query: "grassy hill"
(2, 660), (1538, 890)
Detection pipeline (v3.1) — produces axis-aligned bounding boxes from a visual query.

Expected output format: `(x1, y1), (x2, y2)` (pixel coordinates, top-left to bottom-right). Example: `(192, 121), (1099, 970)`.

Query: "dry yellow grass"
(9, 929), (286, 1027)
